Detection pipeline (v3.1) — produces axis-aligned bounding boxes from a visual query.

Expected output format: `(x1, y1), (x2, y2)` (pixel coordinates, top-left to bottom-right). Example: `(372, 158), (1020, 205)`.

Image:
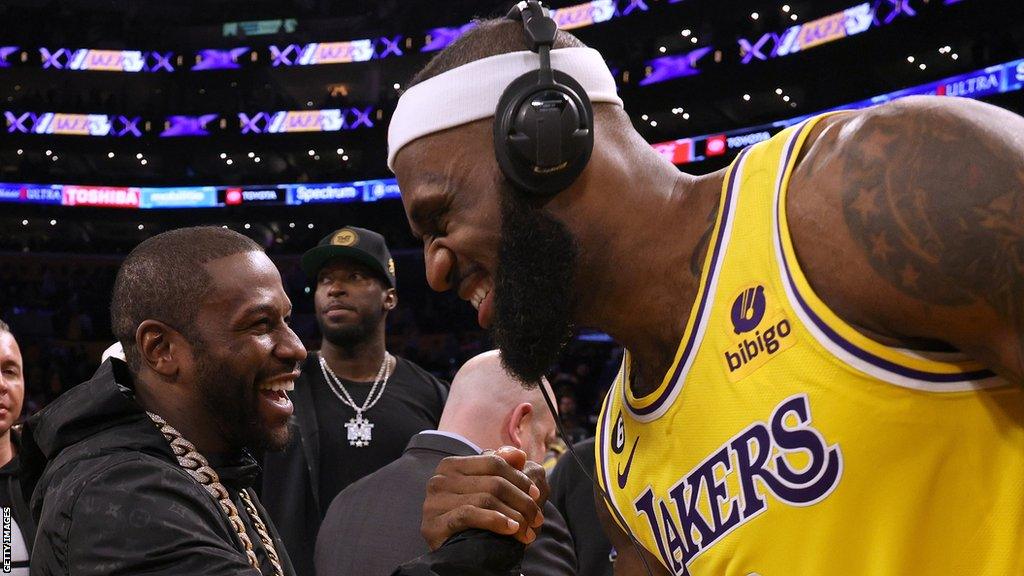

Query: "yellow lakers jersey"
(595, 115), (1024, 576)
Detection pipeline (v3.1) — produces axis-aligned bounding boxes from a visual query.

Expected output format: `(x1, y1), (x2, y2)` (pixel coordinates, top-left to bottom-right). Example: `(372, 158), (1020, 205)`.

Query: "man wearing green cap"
(262, 226), (449, 576)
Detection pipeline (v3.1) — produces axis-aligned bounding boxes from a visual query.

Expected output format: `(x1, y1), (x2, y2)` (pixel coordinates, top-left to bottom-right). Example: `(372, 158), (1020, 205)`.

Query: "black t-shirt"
(309, 353), (447, 513)
(0, 454), (32, 576)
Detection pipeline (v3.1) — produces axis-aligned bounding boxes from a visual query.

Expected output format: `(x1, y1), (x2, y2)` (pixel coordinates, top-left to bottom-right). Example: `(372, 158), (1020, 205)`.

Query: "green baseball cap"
(300, 226), (396, 287)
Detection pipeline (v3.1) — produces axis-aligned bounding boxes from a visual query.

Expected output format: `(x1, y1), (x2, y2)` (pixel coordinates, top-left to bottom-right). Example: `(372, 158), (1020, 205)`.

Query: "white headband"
(387, 46), (623, 170)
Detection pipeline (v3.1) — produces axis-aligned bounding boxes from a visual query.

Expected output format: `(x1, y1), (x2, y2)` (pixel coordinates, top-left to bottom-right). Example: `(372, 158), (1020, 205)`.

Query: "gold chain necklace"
(147, 412), (285, 576)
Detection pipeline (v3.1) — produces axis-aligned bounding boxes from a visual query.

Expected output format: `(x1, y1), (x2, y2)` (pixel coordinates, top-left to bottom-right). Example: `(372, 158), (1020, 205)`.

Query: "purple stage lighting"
(639, 47), (712, 86)
(192, 48), (249, 70)
(161, 115), (219, 137)
(422, 23), (477, 52)
(0, 47), (17, 67)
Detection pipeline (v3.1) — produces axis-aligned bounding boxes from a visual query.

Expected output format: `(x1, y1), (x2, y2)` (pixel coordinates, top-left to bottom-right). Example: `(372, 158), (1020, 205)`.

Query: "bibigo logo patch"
(723, 284), (795, 381)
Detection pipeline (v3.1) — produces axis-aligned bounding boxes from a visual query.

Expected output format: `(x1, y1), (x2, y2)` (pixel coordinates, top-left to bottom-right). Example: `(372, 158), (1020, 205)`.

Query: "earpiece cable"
(539, 382), (655, 576)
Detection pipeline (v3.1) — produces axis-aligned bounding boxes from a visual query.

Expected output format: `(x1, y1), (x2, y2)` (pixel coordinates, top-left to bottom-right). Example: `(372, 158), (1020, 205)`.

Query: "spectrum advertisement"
(0, 179), (401, 210)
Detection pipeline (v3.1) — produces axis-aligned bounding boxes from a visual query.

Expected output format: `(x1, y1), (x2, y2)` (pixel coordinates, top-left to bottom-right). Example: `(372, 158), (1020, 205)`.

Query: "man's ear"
(383, 287), (398, 311)
(506, 402), (533, 450)
(135, 320), (187, 379)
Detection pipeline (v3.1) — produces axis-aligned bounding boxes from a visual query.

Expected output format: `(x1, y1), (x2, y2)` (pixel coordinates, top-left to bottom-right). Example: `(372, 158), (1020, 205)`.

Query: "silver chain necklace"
(318, 352), (392, 447)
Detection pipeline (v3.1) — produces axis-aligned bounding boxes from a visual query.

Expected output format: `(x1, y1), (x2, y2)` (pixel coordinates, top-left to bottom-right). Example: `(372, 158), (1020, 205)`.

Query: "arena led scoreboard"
(0, 180), (401, 210)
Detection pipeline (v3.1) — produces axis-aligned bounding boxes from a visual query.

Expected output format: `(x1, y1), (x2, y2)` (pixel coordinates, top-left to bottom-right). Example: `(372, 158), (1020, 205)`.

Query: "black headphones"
(494, 1), (595, 198)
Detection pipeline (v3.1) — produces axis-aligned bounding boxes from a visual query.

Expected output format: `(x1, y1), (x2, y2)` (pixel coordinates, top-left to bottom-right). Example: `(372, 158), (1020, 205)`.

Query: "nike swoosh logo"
(616, 437), (640, 489)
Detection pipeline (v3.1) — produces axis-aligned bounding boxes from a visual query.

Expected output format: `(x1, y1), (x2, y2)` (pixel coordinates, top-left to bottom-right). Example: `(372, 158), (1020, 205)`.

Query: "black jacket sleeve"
(390, 530), (525, 576)
(386, 504), (577, 576)
(32, 455), (260, 576)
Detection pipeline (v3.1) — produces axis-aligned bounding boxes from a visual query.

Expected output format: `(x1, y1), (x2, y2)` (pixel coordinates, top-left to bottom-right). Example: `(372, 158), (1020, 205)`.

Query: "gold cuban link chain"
(147, 412), (284, 576)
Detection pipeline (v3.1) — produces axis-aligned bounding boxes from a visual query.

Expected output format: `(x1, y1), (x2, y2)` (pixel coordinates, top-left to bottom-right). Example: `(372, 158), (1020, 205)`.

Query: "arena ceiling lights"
(2, 0), (655, 74)
(653, 57), (1024, 165)
(6, 57), (1021, 210)
(2, 0), (949, 91)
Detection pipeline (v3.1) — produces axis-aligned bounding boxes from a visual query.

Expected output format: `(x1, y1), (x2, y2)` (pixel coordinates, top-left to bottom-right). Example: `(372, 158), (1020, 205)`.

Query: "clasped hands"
(421, 446), (549, 550)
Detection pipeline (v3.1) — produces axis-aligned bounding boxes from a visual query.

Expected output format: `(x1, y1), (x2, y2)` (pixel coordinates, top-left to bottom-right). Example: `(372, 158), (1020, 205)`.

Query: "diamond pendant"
(345, 413), (374, 447)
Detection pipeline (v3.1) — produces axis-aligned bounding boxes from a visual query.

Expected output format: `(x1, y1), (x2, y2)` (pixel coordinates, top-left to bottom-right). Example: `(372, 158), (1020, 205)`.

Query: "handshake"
(395, 447), (549, 576)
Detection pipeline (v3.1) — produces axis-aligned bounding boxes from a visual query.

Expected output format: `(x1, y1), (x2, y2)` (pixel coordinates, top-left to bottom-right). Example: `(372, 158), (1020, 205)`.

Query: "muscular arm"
(593, 486), (669, 576)
(789, 96), (1024, 383)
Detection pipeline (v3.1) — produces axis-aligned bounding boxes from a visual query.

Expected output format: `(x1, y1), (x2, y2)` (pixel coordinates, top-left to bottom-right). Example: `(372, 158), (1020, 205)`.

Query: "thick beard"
(318, 308), (382, 349)
(193, 345), (290, 452)
(491, 188), (578, 387)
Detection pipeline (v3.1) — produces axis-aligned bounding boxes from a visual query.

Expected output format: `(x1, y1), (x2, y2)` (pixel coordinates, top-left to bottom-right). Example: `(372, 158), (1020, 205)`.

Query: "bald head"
(438, 350), (556, 463)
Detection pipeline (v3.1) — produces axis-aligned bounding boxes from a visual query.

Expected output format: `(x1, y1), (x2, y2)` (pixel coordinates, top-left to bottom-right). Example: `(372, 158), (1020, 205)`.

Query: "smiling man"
(262, 226), (448, 576)
(22, 227), (305, 576)
(389, 4), (1024, 576)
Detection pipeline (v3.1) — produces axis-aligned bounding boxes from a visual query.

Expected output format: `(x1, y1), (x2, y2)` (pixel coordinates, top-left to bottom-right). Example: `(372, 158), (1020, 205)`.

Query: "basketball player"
(393, 4), (1024, 575)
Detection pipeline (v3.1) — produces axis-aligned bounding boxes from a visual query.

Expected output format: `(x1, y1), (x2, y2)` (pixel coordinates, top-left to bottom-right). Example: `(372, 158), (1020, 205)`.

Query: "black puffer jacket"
(20, 359), (296, 576)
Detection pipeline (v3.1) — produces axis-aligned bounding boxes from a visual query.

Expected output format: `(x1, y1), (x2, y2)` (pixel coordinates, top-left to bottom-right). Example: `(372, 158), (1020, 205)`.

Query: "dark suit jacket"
(315, 432), (578, 576)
